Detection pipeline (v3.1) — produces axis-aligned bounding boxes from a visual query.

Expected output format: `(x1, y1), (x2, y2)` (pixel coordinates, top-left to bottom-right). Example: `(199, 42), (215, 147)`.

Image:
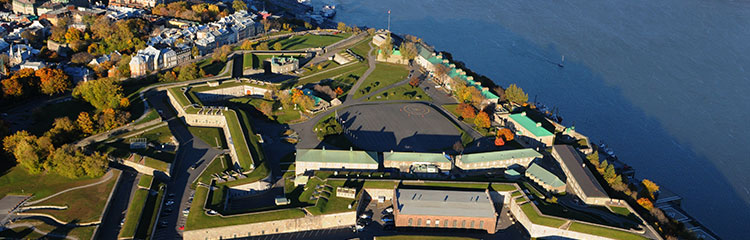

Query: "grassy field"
(295, 62), (368, 87)
(0, 166), (106, 200)
(119, 188), (148, 238)
(135, 181), (165, 239)
(609, 206), (631, 216)
(132, 109), (160, 126)
(195, 155), (230, 186)
(568, 222), (648, 240)
(348, 37), (372, 58)
(519, 202), (567, 228)
(27, 171), (121, 223)
(352, 63), (410, 99)
(197, 59), (228, 77)
(228, 97), (301, 124)
(188, 126), (228, 149)
(366, 83), (432, 102)
(138, 174), (153, 188)
(243, 54), (305, 70)
(136, 125), (174, 144)
(185, 186), (306, 230)
(266, 33), (351, 50)
(300, 60), (340, 77)
(223, 110), (254, 170)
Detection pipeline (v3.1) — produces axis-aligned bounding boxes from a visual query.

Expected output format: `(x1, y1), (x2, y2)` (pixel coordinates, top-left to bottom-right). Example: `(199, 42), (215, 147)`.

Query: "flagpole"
(388, 9), (391, 31)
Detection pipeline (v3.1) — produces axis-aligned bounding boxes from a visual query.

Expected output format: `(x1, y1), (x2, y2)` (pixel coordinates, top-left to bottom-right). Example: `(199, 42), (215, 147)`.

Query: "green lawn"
(185, 186), (307, 230)
(519, 202), (567, 228)
(568, 222), (648, 240)
(266, 33), (352, 50)
(196, 155), (230, 186)
(610, 206), (631, 216)
(143, 156), (170, 172)
(223, 110), (254, 170)
(348, 37), (372, 58)
(244, 54), (305, 70)
(295, 62), (368, 87)
(27, 171), (121, 223)
(366, 83), (432, 102)
(138, 175), (153, 188)
(119, 188), (148, 238)
(197, 59), (228, 77)
(121, 77), (161, 121)
(167, 87), (191, 107)
(228, 97), (301, 124)
(188, 126), (227, 149)
(135, 181), (165, 239)
(136, 125), (174, 144)
(132, 109), (160, 126)
(352, 63), (410, 99)
(300, 60), (340, 77)
(0, 166), (106, 200)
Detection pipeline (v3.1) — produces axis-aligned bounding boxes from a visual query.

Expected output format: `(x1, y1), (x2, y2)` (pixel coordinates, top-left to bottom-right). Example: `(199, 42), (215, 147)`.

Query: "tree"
(64, 28), (83, 43)
(14, 139), (46, 174)
(97, 108), (130, 131)
(505, 84), (528, 104)
(240, 40), (254, 50)
(452, 140), (464, 153)
(81, 151), (107, 177)
(73, 78), (125, 110)
(257, 42), (269, 50)
(399, 41), (417, 61)
(497, 128), (514, 141)
(119, 97), (130, 108)
(212, 45), (232, 62)
(2, 77), (24, 97)
(192, 45), (200, 57)
(159, 71), (177, 82)
(599, 159), (609, 171)
(334, 87), (344, 96)
(337, 22), (347, 31)
(367, 28), (375, 35)
(49, 145), (85, 178)
(77, 112), (94, 134)
(434, 64), (449, 84)
(457, 103), (477, 119)
(637, 197), (654, 211)
(380, 34), (393, 58)
(642, 179), (660, 199)
(261, 18), (270, 34)
(304, 22), (313, 29)
(35, 68), (71, 96)
(474, 111), (491, 129)
(232, 0), (247, 12)
(258, 101), (273, 118)
(586, 151), (599, 169)
(177, 63), (199, 81)
(45, 117), (78, 145)
(273, 42), (283, 51)
(408, 75), (421, 88)
(604, 164), (616, 180)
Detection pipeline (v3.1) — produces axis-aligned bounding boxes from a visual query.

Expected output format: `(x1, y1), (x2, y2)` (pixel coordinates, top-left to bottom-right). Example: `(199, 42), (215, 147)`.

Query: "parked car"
(359, 213), (371, 219)
(381, 216), (393, 223)
(382, 206), (393, 214)
(165, 200), (175, 206)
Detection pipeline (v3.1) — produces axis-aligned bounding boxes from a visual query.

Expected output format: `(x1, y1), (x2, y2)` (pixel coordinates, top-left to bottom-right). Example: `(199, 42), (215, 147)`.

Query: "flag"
(388, 10), (391, 14)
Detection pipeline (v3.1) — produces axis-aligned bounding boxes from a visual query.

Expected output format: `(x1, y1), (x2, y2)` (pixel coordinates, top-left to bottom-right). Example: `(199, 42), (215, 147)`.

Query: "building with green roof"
(505, 112), (555, 148)
(525, 163), (566, 193)
(295, 148), (379, 175)
(457, 148), (542, 171)
(383, 151), (452, 172)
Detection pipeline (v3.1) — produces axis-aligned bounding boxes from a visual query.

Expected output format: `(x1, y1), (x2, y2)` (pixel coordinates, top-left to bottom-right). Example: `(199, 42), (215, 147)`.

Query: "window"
(435, 220), (440, 226)
(462, 220), (466, 228)
(417, 219), (422, 226)
(444, 219), (448, 227)
(408, 218), (413, 226)
(470, 221), (475, 228)
(426, 219), (431, 227)
(479, 220), (484, 229)
(453, 220), (457, 227)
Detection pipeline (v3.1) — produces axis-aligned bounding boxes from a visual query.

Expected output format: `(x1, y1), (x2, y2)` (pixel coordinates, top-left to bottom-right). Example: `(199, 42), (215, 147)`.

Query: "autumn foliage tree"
(35, 68), (71, 96)
(474, 111), (491, 129)
(77, 112), (94, 134)
(637, 197), (654, 211)
(73, 78), (126, 110)
(408, 75), (421, 88)
(505, 83), (529, 104)
(334, 87), (344, 96)
(642, 179), (660, 199)
(456, 103), (476, 119)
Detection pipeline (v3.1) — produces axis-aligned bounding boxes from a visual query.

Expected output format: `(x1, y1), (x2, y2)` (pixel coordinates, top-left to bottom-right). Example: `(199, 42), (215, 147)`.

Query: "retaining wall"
(182, 211), (355, 240)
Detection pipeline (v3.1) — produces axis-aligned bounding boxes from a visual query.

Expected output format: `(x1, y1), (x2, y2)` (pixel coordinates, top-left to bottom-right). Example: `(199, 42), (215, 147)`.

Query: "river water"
(328, 0), (750, 238)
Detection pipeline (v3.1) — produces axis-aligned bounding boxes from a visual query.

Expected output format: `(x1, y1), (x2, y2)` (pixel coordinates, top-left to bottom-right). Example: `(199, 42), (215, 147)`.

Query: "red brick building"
(392, 188), (498, 233)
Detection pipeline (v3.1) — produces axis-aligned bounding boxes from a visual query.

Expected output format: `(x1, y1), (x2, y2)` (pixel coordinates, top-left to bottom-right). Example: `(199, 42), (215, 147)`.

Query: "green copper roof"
(509, 113), (553, 137)
(505, 168), (521, 176)
(460, 149), (542, 164)
(296, 149), (378, 165)
(383, 152), (451, 163)
(526, 163), (565, 188)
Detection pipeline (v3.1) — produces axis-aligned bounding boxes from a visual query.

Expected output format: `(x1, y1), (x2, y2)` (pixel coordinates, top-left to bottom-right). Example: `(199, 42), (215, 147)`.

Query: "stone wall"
(120, 159), (170, 177)
(509, 198), (621, 240)
(182, 211), (356, 240)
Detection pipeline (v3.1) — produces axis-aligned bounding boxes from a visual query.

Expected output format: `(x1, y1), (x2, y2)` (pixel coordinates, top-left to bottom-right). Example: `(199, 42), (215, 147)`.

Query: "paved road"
(94, 170), (137, 239)
(148, 92), (224, 240)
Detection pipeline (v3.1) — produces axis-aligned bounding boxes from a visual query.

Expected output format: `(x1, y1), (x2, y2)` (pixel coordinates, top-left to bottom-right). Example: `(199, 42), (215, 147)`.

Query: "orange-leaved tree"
(474, 111), (491, 129)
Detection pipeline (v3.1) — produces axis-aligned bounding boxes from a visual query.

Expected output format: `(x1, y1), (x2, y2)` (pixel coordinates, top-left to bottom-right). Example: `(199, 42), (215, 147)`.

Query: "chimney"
(350, 147), (353, 151)
(322, 146), (326, 151)
(521, 112), (527, 116)
(536, 123), (542, 127)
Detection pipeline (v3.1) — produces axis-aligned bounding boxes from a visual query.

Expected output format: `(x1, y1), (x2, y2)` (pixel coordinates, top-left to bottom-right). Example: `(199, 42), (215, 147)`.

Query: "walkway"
(26, 171), (114, 205)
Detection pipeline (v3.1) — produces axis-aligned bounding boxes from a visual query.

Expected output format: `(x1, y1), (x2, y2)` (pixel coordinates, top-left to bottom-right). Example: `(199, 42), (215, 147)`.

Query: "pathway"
(26, 171), (114, 205)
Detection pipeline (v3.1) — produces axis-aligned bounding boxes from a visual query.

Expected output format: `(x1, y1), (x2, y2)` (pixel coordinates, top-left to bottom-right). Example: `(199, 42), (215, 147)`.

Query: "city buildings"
(552, 145), (611, 205)
(294, 148), (379, 175)
(392, 188), (498, 234)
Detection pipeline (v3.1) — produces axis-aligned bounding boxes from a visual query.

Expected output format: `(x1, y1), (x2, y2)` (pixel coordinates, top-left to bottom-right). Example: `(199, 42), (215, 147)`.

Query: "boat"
(321, 5), (336, 18)
(297, 0), (312, 6)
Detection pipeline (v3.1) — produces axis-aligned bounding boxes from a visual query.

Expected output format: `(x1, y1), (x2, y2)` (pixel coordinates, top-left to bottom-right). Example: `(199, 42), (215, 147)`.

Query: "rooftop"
(295, 148), (378, 165)
(509, 113), (553, 137)
(526, 163), (565, 188)
(552, 145), (609, 198)
(396, 188), (496, 218)
(383, 151), (451, 163)
(460, 149), (542, 164)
